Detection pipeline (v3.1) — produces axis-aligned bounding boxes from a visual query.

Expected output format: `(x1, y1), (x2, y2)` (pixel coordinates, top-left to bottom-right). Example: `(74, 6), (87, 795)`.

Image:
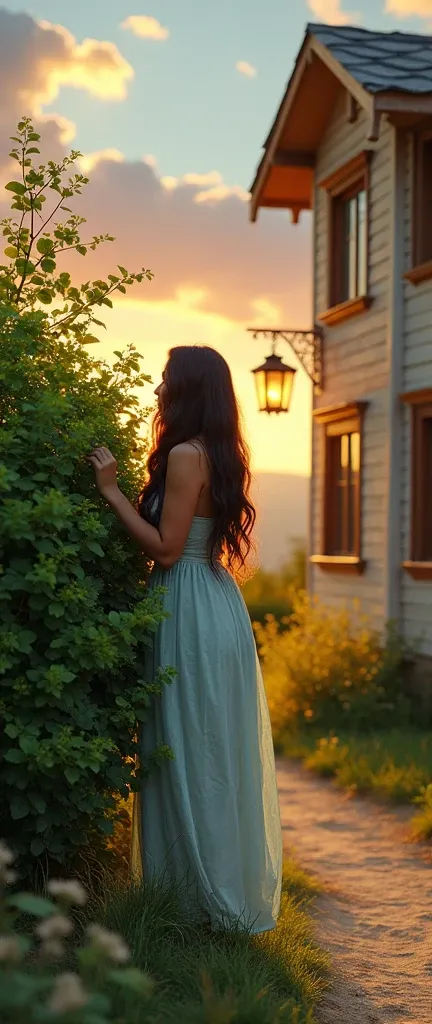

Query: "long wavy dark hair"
(138, 345), (255, 573)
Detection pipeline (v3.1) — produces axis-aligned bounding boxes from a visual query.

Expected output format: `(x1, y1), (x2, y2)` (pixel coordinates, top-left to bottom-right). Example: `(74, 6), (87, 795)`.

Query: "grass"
(276, 728), (432, 838)
(84, 860), (328, 1024)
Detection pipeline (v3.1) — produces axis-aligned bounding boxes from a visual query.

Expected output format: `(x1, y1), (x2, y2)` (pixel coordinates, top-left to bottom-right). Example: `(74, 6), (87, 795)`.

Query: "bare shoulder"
(167, 442), (204, 477)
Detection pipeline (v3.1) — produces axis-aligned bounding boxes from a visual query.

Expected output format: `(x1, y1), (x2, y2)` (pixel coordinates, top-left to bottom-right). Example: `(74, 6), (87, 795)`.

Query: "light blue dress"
(132, 516), (282, 933)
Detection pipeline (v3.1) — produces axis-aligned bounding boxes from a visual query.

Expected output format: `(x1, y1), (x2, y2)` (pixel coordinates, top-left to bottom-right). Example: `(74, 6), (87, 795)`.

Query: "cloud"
(385, 0), (432, 15)
(47, 150), (311, 324)
(79, 148), (125, 173)
(0, 8), (312, 329)
(0, 8), (133, 142)
(121, 15), (169, 41)
(306, 0), (360, 25)
(236, 60), (256, 77)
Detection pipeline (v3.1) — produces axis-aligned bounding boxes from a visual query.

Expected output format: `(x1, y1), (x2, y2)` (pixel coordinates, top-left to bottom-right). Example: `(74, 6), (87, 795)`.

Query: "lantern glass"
(252, 352), (296, 414)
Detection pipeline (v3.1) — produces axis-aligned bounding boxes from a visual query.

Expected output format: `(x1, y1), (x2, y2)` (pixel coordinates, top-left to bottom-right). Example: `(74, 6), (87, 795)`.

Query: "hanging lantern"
(252, 351), (296, 414)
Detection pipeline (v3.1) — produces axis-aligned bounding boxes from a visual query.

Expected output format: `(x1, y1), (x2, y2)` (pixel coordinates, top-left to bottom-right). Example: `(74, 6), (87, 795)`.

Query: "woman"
(89, 345), (282, 933)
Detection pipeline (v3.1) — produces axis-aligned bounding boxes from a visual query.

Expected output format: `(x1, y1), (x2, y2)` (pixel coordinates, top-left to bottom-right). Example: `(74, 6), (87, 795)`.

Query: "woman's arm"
(88, 444), (204, 569)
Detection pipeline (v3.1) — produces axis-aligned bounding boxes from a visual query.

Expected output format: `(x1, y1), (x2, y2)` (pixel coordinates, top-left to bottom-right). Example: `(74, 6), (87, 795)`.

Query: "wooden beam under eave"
(272, 150), (316, 168)
(375, 92), (432, 115)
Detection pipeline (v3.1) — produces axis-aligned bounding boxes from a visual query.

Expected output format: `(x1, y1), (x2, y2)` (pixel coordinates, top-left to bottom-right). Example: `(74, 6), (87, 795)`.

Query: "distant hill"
(251, 473), (309, 570)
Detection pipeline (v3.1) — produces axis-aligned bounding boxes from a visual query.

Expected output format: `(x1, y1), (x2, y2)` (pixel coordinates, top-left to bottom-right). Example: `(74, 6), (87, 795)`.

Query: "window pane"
(422, 418), (432, 558)
(357, 191), (367, 296)
(327, 431), (359, 556)
(421, 140), (432, 264)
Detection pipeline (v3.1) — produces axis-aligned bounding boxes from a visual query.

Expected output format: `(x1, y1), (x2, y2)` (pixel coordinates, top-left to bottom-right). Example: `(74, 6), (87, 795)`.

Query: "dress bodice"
(181, 516), (214, 562)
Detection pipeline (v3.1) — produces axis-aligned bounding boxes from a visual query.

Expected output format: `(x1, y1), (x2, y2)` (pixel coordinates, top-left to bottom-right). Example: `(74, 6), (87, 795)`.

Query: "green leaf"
(5, 723), (19, 739)
(5, 181), (26, 196)
(87, 541), (104, 557)
(82, 335), (100, 345)
(64, 766), (80, 785)
(10, 794), (30, 820)
(37, 289), (52, 304)
(4, 246), (18, 258)
(26, 147), (40, 154)
(76, 245), (87, 256)
(36, 237), (54, 255)
(40, 257), (56, 273)
(4, 749), (26, 764)
(30, 837), (46, 857)
(8, 893), (55, 918)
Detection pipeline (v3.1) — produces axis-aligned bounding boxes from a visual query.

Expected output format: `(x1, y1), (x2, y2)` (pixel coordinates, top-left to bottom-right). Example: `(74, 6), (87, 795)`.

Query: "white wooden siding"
(400, 132), (432, 655)
(310, 92), (392, 627)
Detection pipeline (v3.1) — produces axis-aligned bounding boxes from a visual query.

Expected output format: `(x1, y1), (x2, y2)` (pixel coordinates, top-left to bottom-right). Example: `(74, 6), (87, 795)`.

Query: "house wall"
(400, 133), (432, 657)
(310, 91), (393, 628)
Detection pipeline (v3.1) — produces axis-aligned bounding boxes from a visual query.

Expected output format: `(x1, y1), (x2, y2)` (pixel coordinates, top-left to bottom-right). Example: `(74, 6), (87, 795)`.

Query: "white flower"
(37, 914), (74, 940)
(48, 973), (89, 1015)
(47, 879), (87, 906)
(0, 841), (15, 868)
(0, 936), (22, 963)
(40, 938), (65, 960)
(87, 923), (130, 963)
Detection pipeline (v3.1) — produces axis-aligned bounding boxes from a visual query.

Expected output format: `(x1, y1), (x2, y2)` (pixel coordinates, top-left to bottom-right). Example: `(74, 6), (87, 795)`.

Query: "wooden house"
(251, 22), (432, 656)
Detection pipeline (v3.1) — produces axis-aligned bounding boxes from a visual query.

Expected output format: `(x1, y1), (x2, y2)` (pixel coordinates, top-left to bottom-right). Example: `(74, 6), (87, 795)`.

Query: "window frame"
(404, 131), (432, 286)
(310, 401), (368, 575)
(318, 151), (372, 327)
(401, 388), (432, 579)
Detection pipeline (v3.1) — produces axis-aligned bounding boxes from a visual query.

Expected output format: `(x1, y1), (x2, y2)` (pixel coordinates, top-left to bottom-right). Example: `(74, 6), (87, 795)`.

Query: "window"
(332, 185), (368, 307)
(318, 151), (371, 325)
(407, 134), (432, 283)
(310, 402), (367, 574)
(401, 390), (432, 577)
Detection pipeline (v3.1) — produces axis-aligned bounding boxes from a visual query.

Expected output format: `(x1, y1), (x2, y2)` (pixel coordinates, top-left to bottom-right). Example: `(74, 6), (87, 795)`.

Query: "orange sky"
(105, 298), (312, 477)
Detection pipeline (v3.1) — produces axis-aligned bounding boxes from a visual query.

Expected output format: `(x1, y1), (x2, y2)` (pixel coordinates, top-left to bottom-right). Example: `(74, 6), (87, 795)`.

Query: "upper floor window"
(413, 134), (432, 269)
(319, 151), (371, 325)
(332, 185), (367, 306)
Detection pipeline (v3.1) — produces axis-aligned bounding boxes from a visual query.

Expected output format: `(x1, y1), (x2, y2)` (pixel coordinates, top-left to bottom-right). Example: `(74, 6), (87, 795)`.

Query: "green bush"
(256, 593), (409, 735)
(0, 841), (154, 1023)
(0, 119), (173, 879)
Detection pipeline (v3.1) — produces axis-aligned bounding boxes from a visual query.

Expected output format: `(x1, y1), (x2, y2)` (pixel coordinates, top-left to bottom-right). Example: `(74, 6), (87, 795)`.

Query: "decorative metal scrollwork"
(247, 326), (323, 389)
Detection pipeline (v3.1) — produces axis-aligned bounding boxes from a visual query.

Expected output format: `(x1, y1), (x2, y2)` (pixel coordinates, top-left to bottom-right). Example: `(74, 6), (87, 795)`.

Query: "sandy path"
(277, 761), (432, 1024)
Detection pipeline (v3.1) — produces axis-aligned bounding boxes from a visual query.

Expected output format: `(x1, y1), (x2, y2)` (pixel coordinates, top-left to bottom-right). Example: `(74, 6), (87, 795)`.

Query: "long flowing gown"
(132, 516), (282, 933)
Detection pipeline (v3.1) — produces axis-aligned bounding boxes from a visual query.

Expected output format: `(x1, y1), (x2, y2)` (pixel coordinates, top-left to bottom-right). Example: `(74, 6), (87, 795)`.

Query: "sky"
(0, 0), (431, 477)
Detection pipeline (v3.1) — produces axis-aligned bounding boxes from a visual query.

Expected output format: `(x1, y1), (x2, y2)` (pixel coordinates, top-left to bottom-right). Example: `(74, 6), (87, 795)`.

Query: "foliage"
(0, 842), (327, 1024)
(278, 729), (432, 808)
(412, 783), (432, 841)
(242, 540), (306, 627)
(0, 118), (173, 878)
(0, 842), (155, 1023)
(86, 861), (327, 1023)
(257, 593), (409, 735)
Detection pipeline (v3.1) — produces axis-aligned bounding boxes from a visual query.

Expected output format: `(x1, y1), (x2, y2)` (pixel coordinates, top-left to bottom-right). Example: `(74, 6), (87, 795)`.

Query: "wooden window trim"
(311, 401), (368, 574)
(317, 151), (372, 324)
(401, 390), (432, 570)
(406, 131), (432, 284)
(318, 295), (372, 327)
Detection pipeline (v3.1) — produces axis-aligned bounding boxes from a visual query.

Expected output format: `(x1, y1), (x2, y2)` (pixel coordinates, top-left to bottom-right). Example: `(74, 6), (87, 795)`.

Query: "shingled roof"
(250, 21), (432, 222)
(308, 22), (432, 95)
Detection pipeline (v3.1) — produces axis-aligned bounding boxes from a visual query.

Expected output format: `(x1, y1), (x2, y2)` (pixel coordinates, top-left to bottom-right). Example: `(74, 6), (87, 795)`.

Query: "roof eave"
(250, 28), (374, 223)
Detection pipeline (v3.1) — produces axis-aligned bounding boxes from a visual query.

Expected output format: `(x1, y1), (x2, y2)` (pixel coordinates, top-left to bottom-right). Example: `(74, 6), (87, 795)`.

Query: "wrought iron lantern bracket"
(247, 326), (323, 391)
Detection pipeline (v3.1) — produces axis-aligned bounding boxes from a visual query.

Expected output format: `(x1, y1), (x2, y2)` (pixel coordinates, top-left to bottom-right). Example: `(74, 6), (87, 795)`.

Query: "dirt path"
(277, 761), (432, 1024)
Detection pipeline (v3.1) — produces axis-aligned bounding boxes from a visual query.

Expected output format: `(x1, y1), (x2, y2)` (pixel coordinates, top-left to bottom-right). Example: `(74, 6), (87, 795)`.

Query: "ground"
(277, 761), (432, 1024)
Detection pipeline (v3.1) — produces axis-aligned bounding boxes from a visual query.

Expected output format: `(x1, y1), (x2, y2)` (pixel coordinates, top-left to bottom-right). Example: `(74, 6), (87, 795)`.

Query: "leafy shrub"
(0, 841), (154, 1023)
(0, 843), (326, 1024)
(0, 119), (173, 878)
(256, 593), (408, 735)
